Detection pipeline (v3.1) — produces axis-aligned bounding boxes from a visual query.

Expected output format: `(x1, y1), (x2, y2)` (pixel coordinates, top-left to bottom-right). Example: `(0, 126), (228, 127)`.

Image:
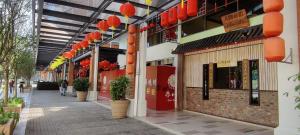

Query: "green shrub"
(7, 97), (24, 107)
(110, 76), (130, 101)
(289, 74), (300, 110)
(73, 78), (89, 91)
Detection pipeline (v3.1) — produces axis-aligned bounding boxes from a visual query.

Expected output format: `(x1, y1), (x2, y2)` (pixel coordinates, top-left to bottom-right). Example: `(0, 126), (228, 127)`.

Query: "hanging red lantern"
(97, 20), (109, 32)
(168, 7), (178, 25)
(81, 40), (89, 49)
(120, 2), (136, 28)
(85, 33), (93, 43)
(128, 25), (136, 34)
(177, 3), (187, 21)
(127, 45), (135, 54)
(91, 31), (101, 42)
(187, 0), (198, 16)
(263, 12), (283, 37)
(263, 0), (284, 13)
(149, 23), (155, 28)
(264, 37), (285, 62)
(63, 52), (72, 59)
(160, 11), (169, 27)
(128, 35), (135, 45)
(107, 15), (121, 30)
(126, 64), (134, 74)
(70, 49), (76, 57)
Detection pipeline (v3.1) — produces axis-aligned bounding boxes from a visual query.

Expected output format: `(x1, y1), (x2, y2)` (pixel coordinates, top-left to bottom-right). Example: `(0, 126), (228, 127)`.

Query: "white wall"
(275, 0), (300, 134)
(146, 42), (178, 62)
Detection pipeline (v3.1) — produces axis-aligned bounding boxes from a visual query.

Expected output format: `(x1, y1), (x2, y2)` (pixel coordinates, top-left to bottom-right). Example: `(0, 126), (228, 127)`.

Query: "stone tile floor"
(136, 110), (274, 135)
(24, 90), (173, 135)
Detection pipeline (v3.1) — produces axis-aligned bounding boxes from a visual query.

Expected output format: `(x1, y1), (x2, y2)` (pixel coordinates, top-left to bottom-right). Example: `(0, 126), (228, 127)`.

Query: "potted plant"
(110, 76), (130, 119)
(73, 78), (89, 101)
(3, 97), (24, 113)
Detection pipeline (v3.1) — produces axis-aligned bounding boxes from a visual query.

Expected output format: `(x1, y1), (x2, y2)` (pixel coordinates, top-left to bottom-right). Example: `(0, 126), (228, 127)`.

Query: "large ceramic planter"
(76, 91), (88, 101)
(111, 100), (130, 119)
(0, 119), (14, 135)
(3, 106), (21, 113)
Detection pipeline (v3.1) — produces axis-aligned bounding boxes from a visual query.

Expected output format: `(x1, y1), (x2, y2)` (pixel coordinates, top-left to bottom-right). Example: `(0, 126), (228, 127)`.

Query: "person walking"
(61, 80), (68, 96)
(19, 82), (24, 93)
(9, 80), (14, 95)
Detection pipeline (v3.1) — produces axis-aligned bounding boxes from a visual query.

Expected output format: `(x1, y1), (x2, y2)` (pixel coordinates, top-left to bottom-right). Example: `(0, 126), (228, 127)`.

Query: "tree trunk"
(3, 64), (9, 105)
(13, 73), (17, 97)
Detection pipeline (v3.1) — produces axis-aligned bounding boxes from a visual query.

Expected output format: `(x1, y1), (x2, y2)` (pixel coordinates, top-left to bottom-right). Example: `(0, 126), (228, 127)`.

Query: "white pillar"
(275, 0), (300, 134)
(134, 25), (147, 117)
(63, 63), (66, 80)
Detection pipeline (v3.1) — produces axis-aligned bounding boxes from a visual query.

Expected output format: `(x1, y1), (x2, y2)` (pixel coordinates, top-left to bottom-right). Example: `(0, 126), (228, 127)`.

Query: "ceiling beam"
(41, 19), (121, 32)
(43, 0), (143, 20)
(40, 35), (84, 41)
(39, 39), (69, 44)
(113, 0), (158, 10)
(40, 30), (112, 39)
(40, 25), (78, 33)
(42, 9), (126, 28)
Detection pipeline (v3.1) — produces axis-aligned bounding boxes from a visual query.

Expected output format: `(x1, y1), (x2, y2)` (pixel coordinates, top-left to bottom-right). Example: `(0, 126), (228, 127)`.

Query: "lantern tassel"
(225, 0), (228, 7)
(147, 6), (150, 16)
(125, 16), (128, 30)
(214, 1), (217, 12)
(181, 0), (184, 8)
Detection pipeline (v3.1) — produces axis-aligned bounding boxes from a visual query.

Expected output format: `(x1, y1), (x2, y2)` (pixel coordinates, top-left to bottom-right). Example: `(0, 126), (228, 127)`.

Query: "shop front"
(173, 25), (278, 127)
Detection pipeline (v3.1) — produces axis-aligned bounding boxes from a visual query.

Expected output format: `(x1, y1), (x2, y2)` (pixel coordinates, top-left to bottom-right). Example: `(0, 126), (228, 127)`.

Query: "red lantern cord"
(225, 0), (228, 7)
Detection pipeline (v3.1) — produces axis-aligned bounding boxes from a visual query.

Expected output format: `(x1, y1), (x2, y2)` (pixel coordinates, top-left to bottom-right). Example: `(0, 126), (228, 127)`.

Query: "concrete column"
(88, 47), (99, 101)
(63, 63), (67, 80)
(275, 0), (300, 134)
(174, 20), (182, 110)
(135, 25), (147, 117)
(67, 61), (74, 93)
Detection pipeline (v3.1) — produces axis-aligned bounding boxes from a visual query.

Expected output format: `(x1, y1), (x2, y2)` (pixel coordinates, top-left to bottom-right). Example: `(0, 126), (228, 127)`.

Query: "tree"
(0, 0), (32, 104)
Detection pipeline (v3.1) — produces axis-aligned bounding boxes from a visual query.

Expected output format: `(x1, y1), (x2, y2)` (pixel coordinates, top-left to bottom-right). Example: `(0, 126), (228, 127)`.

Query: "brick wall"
(185, 87), (278, 127)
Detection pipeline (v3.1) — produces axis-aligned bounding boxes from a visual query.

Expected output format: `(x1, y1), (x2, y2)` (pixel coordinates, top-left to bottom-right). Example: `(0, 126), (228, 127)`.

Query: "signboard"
(217, 60), (237, 68)
(221, 9), (250, 32)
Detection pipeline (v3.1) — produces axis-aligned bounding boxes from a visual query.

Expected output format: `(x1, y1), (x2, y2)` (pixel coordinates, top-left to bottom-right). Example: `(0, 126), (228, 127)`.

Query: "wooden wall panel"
(184, 40), (278, 91)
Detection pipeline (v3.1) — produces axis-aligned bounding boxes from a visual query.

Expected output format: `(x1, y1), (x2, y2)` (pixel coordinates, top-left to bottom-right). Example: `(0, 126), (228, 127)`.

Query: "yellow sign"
(217, 60), (237, 68)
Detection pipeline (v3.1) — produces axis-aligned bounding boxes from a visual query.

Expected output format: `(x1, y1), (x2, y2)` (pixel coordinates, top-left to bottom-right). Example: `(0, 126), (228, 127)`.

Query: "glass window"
(250, 60), (260, 105)
(213, 61), (242, 89)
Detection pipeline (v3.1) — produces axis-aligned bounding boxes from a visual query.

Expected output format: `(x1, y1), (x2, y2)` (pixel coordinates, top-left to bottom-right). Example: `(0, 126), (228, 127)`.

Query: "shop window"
(203, 64), (209, 100)
(250, 60), (260, 105)
(213, 61), (242, 89)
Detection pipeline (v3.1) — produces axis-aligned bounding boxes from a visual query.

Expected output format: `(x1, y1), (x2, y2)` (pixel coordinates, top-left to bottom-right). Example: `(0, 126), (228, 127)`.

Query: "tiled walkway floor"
(24, 90), (173, 135)
(137, 110), (274, 135)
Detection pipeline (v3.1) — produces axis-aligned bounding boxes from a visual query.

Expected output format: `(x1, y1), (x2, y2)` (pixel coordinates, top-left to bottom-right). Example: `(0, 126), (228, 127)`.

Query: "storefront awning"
(172, 24), (263, 54)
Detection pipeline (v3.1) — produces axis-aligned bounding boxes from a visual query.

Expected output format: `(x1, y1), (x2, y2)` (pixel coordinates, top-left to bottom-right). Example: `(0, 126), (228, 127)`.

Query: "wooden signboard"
(221, 9), (250, 32)
(242, 59), (250, 90)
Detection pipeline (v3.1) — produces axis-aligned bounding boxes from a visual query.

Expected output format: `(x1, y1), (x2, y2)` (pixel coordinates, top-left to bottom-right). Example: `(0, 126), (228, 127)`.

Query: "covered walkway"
(24, 90), (172, 135)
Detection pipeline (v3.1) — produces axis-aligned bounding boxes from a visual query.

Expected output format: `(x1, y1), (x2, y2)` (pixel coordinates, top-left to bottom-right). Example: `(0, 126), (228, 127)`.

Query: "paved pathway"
(25, 90), (173, 135)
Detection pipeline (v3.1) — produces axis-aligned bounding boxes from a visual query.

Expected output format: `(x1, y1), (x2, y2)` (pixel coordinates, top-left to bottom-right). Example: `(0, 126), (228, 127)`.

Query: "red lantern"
(97, 20), (109, 32)
(263, 12), (283, 37)
(107, 15), (121, 30)
(177, 3), (187, 21)
(263, 0), (284, 13)
(120, 2), (135, 19)
(85, 33), (93, 43)
(99, 60), (110, 70)
(63, 52), (72, 59)
(168, 7), (177, 25)
(264, 37), (285, 62)
(160, 11), (169, 27)
(81, 40), (89, 49)
(128, 25), (136, 34)
(91, 31), (101, 42)
(187, 0), (198, 16)
(149, 23), (155, 28)
(70, 49), (76, 57)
